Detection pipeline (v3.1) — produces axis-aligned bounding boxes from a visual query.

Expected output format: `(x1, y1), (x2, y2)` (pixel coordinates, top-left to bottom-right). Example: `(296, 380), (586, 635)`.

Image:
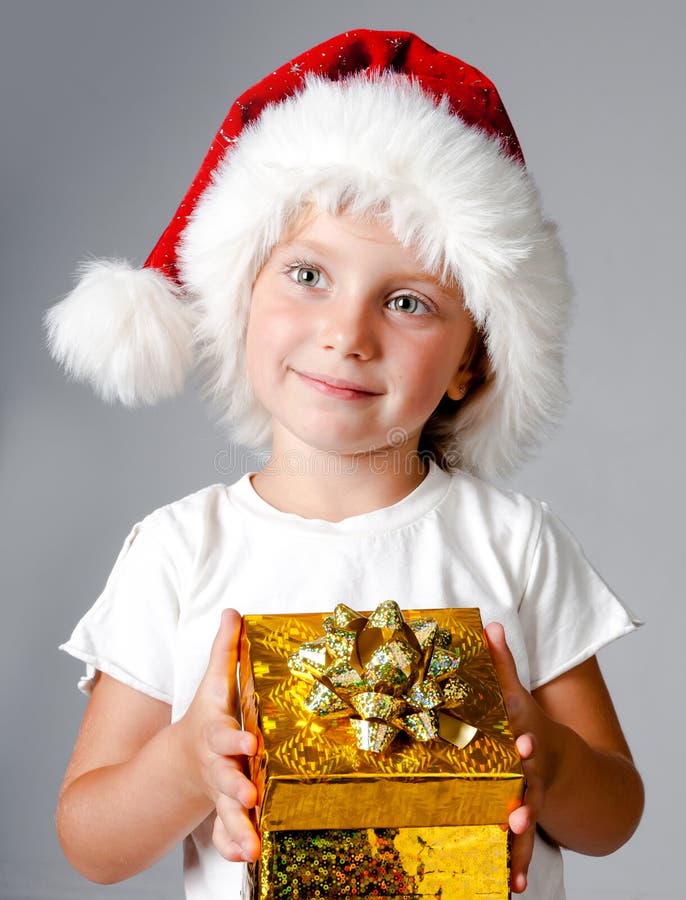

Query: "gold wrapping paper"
(239, 607), (523, 832)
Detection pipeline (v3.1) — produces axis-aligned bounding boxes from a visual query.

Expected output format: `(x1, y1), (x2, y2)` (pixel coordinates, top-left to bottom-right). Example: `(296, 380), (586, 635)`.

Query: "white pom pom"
(45, 260), (196, 405)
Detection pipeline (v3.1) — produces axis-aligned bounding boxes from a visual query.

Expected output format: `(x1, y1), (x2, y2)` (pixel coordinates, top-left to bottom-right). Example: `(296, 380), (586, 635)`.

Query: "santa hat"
(45, 29), (570, 477)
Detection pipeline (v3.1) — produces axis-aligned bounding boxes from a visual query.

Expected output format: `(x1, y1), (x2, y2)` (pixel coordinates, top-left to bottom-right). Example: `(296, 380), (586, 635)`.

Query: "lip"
(294, 369), (383, 398)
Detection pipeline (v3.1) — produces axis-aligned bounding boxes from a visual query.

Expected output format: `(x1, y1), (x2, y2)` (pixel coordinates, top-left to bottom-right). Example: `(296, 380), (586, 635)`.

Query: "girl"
(47, 29), (644, 900)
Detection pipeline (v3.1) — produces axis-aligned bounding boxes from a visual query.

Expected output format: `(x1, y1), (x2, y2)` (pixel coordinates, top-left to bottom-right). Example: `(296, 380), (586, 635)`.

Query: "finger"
(484, 622), (521, 686)
(484, 622), (526, 712)
(203, 608), (243, 708)
(212, 816), (244, 863)
(511, 767), (544, 834)
(210, 758), (258, 808)
(215, 794), (261, 861)
(509, 801), (533, 835)
(213, 811), (260, 863)
(206, 718), (258, 758)
(510, 825), (535, 895)
(509, 749), (545, 894)
(515, 732), (536, 762)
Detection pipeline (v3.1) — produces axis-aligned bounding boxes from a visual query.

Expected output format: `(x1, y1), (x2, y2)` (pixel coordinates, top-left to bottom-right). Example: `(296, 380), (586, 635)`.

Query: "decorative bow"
(287, 600), (478, 753)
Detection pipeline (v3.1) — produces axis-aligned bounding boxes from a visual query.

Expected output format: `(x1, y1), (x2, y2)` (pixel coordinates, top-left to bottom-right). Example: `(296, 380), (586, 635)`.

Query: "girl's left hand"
(484, 622), (559, 895)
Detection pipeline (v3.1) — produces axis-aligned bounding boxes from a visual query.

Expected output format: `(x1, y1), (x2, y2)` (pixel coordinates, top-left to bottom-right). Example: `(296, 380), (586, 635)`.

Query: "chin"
(282, 428), (377, 459)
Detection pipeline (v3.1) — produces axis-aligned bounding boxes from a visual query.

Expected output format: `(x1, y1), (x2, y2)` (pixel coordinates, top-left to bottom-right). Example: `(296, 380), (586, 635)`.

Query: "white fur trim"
(45, 260), (196, 405)
(180, 73), (571, 477)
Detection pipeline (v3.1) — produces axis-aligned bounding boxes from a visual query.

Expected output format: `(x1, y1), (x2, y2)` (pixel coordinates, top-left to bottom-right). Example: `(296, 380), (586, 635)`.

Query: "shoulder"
(442, 468), (544, 539)
(144, 482), (231, 529)
(126, 482), (236, 564)
(432, 470), (548, 589)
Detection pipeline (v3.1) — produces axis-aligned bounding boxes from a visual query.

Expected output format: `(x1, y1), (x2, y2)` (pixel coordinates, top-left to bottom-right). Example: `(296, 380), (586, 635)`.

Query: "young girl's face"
(246, 209), (474, 460)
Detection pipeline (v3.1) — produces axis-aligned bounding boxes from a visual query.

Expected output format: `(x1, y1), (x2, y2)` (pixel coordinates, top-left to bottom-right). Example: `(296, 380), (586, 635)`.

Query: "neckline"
(229, 460), (452, 535)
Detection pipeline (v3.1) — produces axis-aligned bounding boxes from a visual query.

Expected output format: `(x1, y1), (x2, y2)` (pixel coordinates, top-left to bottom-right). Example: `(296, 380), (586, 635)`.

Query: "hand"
(177, 608), (260, 862)
(484, 622), (556, 895)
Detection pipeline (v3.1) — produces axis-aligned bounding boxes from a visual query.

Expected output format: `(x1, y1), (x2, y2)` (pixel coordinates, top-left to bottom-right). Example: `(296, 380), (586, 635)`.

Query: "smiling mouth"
(294, 370), (382, 399)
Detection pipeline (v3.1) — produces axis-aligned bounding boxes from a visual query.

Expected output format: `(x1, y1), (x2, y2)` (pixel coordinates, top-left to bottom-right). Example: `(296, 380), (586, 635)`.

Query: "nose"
(317, 294), (377, 360)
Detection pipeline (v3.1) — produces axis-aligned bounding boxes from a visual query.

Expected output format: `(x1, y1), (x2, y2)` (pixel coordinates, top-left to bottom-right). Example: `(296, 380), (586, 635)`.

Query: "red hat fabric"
(146, 29), (525, 285)
(45, 29), (570, 477)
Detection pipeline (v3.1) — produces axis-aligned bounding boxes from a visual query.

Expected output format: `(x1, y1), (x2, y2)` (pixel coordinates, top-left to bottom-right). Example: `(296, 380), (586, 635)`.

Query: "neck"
(249, 442), (429, 522)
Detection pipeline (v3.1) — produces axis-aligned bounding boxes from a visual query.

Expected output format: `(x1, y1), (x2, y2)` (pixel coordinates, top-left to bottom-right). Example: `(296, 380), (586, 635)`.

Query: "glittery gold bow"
(287, 600), (478, 753)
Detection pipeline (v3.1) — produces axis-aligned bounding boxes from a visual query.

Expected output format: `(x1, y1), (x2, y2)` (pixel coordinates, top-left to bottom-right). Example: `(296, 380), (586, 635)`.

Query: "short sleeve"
(59, 514), (180, 703)
(518, 502), (641, 690)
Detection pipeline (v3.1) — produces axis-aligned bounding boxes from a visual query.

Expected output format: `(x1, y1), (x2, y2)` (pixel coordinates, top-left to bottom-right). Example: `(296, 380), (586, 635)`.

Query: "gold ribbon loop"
(323, 658), (367, 691)
(289, 601), (479, 753)
(287, 638), (329, 680)
(427, 647), (461, 681)
(350, 719), (399, 753)
(350, 691), (406, 722)
(437, 712), (478, 750)
(400, 709), (440, 742)
(405, 680), (443, 710)
(304, 681), (349, 717)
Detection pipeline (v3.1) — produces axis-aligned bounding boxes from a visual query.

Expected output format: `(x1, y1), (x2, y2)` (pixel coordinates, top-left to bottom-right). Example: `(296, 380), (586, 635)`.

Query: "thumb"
(484, 621), (526, 713)
(203, 608), (243, 713)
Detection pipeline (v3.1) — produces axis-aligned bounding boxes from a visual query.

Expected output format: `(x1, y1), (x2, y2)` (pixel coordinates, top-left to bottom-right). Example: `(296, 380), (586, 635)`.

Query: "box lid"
(240, 607), (523, 831)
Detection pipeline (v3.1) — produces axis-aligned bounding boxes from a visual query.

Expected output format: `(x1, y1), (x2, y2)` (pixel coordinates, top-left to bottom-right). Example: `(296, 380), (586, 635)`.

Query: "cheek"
(403, 347), (455, 401)
(424, 328), (474, 392)
(244, 308), (261, 387)
(244, 303), (279, 398)
(244, 300), (302, 392)
(395, 339), (468, 421)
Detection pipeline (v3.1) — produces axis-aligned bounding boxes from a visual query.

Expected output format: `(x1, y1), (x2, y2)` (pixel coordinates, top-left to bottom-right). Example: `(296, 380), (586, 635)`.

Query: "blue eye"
(388, 294), (430, 315)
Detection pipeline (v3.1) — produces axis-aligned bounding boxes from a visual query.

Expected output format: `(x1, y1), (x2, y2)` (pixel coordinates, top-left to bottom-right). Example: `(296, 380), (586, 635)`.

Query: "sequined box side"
(248, 824), (510, 900)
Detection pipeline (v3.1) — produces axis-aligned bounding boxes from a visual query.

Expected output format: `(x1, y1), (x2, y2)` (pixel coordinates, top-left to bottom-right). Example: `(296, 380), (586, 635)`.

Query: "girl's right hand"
(177, 608), (260, 862)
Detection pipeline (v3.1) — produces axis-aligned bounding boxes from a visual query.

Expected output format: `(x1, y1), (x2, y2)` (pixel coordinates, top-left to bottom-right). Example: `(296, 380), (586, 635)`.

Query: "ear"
(445, 367), (474, 401)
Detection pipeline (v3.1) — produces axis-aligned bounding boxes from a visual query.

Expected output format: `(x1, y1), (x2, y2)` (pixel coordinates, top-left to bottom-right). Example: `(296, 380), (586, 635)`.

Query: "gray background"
(1, 1), (683, 898)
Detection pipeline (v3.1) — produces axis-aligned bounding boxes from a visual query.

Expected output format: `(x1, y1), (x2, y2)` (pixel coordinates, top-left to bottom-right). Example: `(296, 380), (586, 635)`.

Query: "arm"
(531, 653), (643, 854)
(56, 609), (259, 885)
(485, 623), (644, 894)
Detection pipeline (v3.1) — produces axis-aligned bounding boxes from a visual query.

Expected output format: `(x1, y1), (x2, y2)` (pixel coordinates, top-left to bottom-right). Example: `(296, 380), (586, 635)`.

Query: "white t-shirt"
(60, 462), (639, 900)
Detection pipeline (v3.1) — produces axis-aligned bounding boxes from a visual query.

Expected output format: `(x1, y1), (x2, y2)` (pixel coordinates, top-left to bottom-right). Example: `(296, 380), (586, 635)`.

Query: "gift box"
(239, 604), (523, 899)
